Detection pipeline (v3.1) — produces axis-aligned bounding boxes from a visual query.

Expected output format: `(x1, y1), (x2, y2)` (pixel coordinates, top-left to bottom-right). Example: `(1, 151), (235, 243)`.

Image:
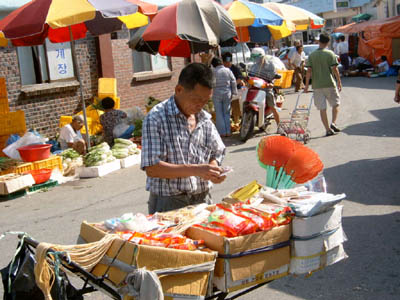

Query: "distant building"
(374, 0), (400, 19)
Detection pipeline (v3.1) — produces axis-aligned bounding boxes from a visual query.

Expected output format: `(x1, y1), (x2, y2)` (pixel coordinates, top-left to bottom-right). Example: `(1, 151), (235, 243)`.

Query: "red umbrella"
(0, 0), (157, 143)
(129, 0), (237, 57)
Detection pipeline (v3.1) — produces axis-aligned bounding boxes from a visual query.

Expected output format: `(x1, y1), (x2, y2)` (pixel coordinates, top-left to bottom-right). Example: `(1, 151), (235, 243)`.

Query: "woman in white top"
(289, 45), (306, 92)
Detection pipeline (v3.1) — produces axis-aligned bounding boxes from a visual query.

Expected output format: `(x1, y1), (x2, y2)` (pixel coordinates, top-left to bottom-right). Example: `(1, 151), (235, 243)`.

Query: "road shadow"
(323, 156), (400, 206)
(266, 212), (400, 300)
(341, 76), (396, 90)
(342, 106), (400, 138)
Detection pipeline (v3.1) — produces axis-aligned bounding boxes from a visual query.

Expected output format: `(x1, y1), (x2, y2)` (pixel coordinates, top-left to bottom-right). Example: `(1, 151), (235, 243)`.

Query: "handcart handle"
(18, 234), (122, 300)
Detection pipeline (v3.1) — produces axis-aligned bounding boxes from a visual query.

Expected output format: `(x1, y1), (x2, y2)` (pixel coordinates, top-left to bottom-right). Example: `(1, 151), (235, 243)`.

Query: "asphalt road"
(1, 76), (399, 299)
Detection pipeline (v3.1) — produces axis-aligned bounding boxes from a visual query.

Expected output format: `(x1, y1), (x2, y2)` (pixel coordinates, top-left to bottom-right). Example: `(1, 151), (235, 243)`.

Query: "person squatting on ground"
(211, 57), (238, 137)
(289, 45), (306, 92)
(248, 47), (280, 126)
(304, 33), (342, 137)
(141, 63), (226, 214)
(58, 115), (87, 155)
(337, 36), (349, 76)
(100, 97), (127, 146)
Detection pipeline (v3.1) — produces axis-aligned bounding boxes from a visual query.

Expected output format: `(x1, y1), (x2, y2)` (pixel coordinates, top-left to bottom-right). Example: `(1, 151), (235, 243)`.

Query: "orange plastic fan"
(284, 145), (324, 184)
(257, 136), (298, 168)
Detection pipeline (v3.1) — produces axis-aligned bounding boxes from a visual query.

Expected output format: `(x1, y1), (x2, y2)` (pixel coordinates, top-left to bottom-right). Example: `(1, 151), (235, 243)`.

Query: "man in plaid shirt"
(141, 63), (227, 214)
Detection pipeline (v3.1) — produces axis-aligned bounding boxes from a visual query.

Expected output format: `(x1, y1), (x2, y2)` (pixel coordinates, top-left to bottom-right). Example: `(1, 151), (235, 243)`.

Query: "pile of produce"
(59, 149), (83, 176)
(111, 138), (140, 159)
(83, 142), (115, 167)
(0, 157), (20, 173)
(145, 96), (161, 110)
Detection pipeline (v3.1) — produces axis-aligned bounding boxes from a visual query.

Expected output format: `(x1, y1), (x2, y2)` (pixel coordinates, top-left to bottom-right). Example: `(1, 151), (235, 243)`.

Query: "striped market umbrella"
(130, 0), (237, 57)
(262, 2), (325, 32)
(225, 0), (292, 43)
(0, 0), (157, 144)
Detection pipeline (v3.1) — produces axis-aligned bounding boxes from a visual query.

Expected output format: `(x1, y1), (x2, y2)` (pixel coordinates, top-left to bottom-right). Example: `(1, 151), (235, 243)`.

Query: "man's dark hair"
(319, 33), (330, 44)
(222, 52), (233, 62)
(211, 57), (223, 68)
(101, 97), (115, 109)
(178, 63), (214, 90)
(339, 35), (345, 42)
(381, 55), (387, 61)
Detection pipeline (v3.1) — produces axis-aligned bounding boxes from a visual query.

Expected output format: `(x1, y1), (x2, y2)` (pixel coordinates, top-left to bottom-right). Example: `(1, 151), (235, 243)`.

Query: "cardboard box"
(119, 155), (141, 169)
(78, 160), (120, 178)
(80, 222), (216, 299)
(0, 173), (35, 195)
(292, 205), (343, 238)
(186, 225), (291, 292)
(289, 226), (347, 275)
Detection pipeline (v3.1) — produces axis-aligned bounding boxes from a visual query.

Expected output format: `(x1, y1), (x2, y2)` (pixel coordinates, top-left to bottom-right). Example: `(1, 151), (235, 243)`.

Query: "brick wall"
(111, 33), (185, 109)
(0, 37), (98, 138)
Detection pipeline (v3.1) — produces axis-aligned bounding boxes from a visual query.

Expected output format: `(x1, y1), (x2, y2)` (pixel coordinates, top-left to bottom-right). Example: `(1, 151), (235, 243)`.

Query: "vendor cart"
(2, 234), (276, 300)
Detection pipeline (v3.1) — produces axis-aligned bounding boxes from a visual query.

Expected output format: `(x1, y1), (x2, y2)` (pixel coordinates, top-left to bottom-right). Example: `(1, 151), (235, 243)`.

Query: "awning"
(352, 13), (371, 23)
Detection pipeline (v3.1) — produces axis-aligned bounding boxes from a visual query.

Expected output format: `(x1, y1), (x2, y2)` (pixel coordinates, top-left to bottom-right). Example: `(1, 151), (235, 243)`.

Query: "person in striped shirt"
(141, 63), (227, 214)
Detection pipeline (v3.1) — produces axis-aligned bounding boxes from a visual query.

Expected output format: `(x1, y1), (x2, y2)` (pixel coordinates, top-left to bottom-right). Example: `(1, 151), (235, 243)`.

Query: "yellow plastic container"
(0, 111), (26, 136)
(33, 155), (63, 171)
(0, 77), (7, 98)
(0, 162), (33, 176)
(0, 97), (9, 114)
(98, 78), (117, 99)
(274, 70), (294, 89)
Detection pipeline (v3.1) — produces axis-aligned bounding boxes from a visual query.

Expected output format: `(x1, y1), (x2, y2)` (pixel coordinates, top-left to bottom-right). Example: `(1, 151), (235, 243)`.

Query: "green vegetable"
(114, 138), (134, 146)
(132, 119), (143, 137)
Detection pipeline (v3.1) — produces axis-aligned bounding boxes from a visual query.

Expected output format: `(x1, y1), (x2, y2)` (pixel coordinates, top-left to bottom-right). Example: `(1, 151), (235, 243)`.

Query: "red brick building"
(0, 29), (184, 137)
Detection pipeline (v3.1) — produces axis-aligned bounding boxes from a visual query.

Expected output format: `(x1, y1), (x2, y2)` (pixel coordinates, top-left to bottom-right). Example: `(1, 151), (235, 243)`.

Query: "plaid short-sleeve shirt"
(141, 96), (226, 196)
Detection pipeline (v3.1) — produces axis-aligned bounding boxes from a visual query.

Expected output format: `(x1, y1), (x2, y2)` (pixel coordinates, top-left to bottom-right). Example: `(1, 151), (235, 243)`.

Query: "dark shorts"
(148, 191), (212, 214)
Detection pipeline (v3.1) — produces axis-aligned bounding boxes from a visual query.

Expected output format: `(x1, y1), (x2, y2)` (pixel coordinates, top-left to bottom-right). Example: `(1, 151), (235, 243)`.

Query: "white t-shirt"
(290, 51), (306, 68)
(378, 61), (389, 72)
(337, 41), (349, 55)
(59, 124), (83, 150)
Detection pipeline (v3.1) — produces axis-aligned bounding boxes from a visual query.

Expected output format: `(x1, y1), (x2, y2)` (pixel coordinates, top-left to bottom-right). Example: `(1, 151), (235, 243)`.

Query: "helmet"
(250, 47), (265, 59)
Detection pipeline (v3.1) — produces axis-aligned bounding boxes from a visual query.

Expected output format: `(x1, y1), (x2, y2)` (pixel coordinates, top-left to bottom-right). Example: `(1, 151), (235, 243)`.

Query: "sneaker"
(326, 129), (336, 137)
(330, 123), (341, 132)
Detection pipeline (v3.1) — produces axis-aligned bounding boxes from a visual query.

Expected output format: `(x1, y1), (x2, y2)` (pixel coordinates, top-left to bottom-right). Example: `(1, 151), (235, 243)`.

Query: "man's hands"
(337, 81), (342, 92)
(196, 164), (226, 184)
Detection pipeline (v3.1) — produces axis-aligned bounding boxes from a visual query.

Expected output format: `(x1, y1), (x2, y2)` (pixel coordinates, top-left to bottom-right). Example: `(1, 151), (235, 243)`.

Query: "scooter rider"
(248, 47), (280, 126)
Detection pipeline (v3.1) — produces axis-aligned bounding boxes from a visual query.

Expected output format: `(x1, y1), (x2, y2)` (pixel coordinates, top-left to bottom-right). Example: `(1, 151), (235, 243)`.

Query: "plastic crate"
(98, 78), (117, 98)
(32, 155), (63, 171)
(0, 111), (26, 136)
(0, 162), (34, 176)
(0, 134), (9, 157)
(28, 179), (58, 193)
(274, 70), (294, 89)
(0, 77), (7, 98)
(0, 97), (9, 114)
(59, 115), (94, 135)
(0, 189), (27, 200)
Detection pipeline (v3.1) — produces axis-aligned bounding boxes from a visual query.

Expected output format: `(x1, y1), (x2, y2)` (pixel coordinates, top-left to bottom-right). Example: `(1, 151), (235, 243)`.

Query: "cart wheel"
(303, 131), (311, 144)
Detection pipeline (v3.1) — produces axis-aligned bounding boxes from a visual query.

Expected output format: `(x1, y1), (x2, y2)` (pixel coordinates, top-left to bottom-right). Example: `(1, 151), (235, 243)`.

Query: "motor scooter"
(239, 75), (281, 142)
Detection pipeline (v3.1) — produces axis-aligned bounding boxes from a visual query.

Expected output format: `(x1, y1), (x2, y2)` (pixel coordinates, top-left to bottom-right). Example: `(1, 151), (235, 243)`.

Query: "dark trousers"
(148, 191), (212, 214)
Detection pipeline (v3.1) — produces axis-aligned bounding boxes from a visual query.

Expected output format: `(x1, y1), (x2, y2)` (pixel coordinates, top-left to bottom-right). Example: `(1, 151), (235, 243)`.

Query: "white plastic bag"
(3, 132), (46, 160)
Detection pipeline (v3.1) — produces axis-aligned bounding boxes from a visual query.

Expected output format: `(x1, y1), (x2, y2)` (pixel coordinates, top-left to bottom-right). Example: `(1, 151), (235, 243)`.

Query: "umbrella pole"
(240, 27), (245, 63)
(69, 26), (90, 149)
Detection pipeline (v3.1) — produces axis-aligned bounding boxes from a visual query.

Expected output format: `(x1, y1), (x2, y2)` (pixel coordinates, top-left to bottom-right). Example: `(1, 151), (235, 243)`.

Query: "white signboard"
(45, 39), (74, 80)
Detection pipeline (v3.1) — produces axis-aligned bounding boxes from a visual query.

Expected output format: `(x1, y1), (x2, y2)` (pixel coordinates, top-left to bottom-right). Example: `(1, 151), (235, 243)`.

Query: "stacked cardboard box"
(289, 205), (347, 275)
(186, 224), (291, 293)
(79, 222), (216, 300)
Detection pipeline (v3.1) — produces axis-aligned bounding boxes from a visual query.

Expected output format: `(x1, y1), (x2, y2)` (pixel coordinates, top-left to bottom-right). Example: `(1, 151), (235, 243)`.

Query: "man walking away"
(304, 33), (342, 137)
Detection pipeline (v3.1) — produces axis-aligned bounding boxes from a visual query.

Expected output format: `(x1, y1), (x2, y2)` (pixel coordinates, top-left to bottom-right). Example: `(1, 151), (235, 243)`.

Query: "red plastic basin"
(17, 144), (51, 162)
(27, 169), (52, 184)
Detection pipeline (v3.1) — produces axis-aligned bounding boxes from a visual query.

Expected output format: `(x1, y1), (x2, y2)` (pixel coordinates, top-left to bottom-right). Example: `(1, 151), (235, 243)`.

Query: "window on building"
(130, 28), (170, 74)
(17, 39), (75, 86)
(397, 4), (400, 16)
